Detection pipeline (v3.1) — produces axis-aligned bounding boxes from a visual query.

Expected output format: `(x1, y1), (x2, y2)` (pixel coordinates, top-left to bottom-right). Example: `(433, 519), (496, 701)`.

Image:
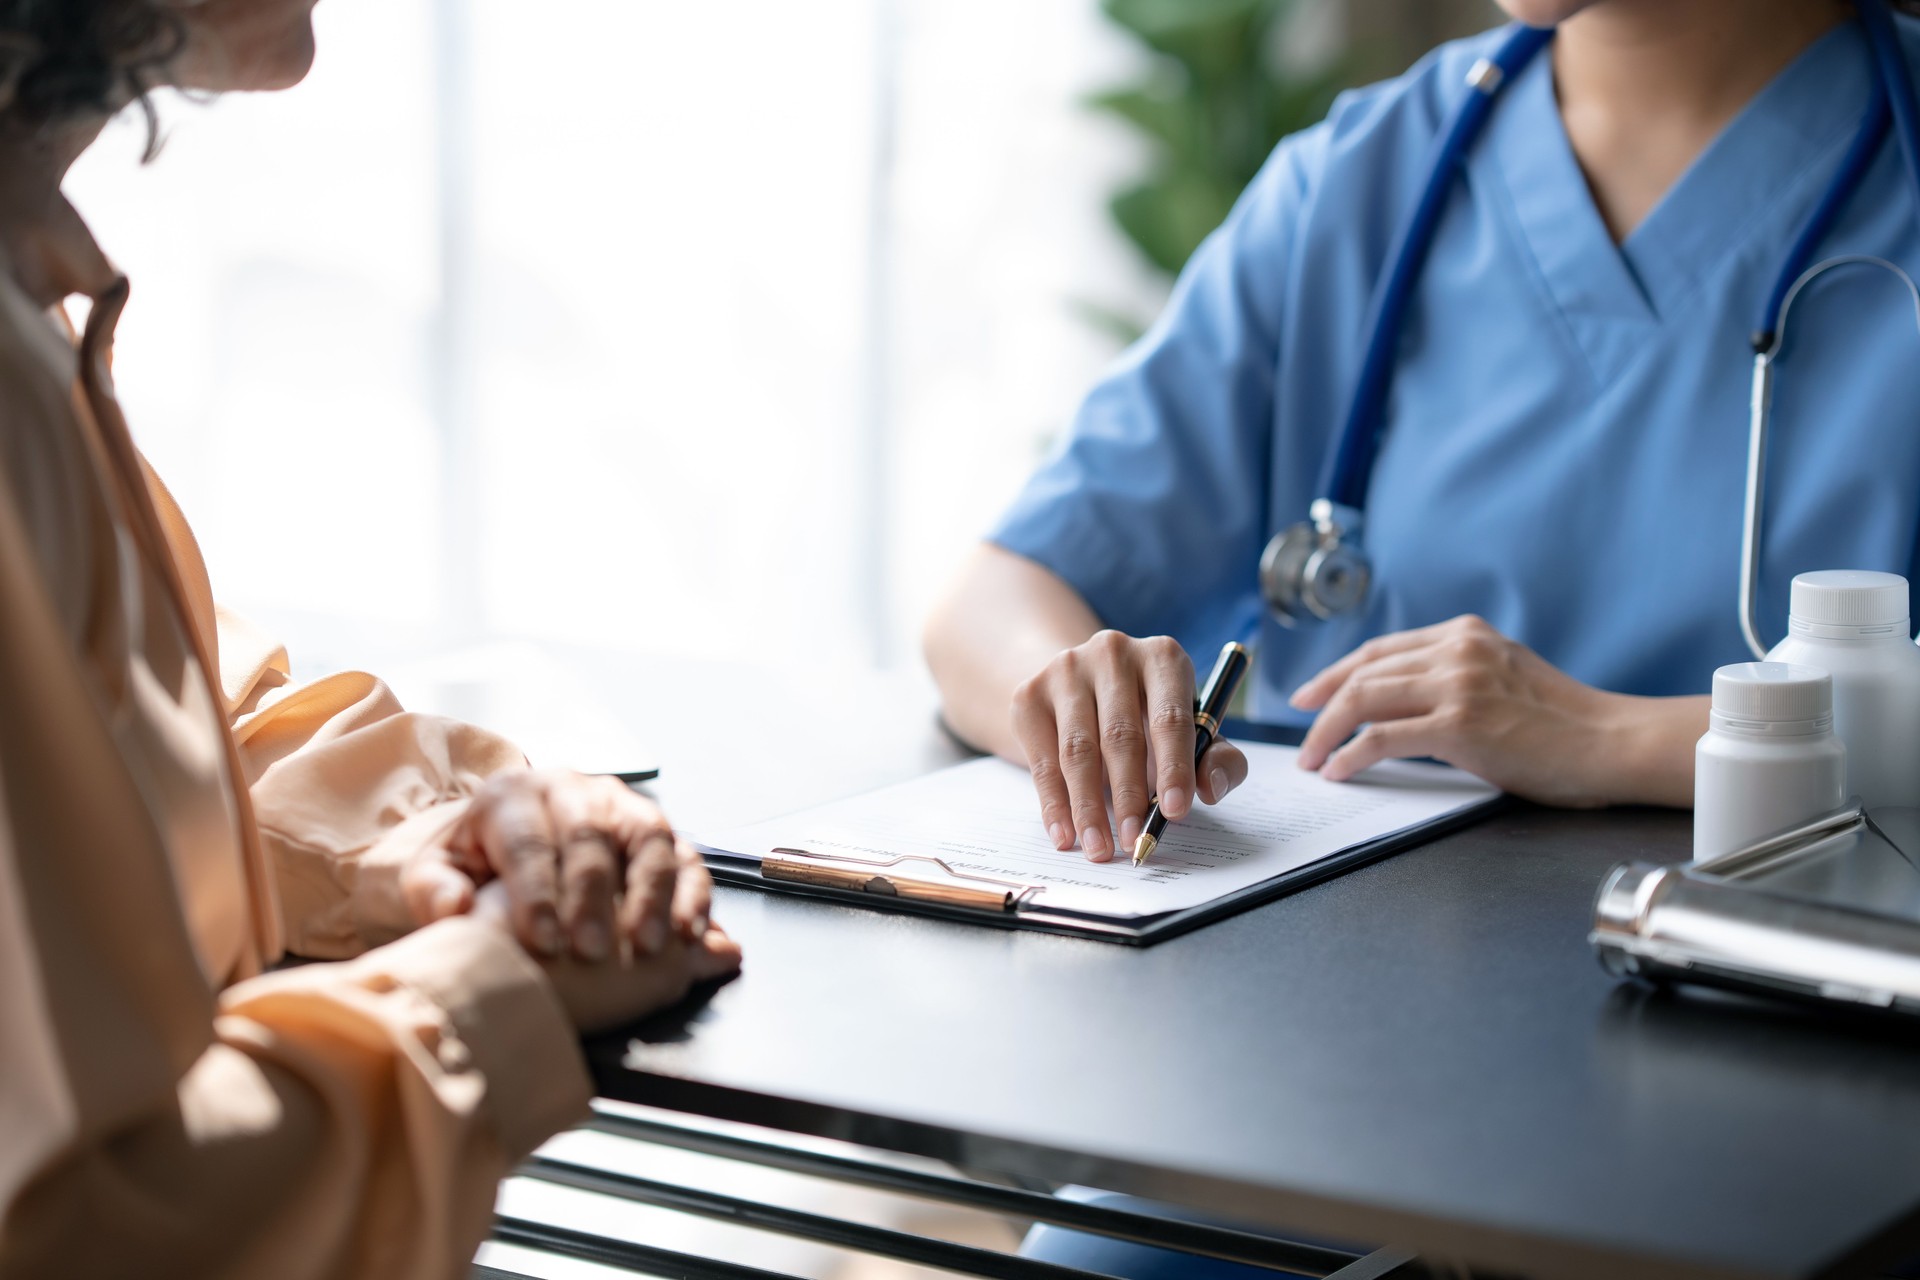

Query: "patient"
(0, 2), (739, 1276)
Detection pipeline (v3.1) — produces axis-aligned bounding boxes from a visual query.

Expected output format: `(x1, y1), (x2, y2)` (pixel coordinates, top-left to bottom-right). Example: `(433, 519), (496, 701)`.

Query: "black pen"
(1132, 641), (1252, 868)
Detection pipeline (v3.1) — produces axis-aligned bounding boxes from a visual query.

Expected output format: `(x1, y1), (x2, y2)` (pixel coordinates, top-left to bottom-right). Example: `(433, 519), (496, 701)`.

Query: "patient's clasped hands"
(404, 769), (742, 1032)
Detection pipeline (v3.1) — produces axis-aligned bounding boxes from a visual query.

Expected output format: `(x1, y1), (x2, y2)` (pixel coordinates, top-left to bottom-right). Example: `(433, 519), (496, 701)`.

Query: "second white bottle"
(1767, 569), (1920, 810)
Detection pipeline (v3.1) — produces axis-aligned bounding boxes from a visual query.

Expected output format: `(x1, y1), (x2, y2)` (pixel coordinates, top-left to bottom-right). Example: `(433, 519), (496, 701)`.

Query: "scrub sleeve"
(987, 132), (1327, 663)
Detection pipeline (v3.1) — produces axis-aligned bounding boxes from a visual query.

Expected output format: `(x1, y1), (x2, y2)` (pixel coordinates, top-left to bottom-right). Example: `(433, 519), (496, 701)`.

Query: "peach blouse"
(0, 205), (590, 1278)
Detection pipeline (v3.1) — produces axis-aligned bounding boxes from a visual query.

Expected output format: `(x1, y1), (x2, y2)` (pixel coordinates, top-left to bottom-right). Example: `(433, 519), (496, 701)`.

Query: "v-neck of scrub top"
(1479, 20), (1874, 391)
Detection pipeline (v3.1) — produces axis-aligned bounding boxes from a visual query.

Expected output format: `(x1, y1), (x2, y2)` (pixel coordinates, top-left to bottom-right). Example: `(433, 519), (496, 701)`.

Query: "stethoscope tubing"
(1741, 254), (1920, 659)
(1735, 0), (1920, 657)
(1318, 2), (1920, 527)
(1317, 24), (1555, 511)
(1297, 0), (1920, 640)
(1860, 0), (1920, 216)
(1754, 76), (1889, 345)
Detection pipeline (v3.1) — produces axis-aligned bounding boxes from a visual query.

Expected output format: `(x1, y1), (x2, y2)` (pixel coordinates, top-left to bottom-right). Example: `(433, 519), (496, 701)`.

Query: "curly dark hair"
(0, 0), (182, 143)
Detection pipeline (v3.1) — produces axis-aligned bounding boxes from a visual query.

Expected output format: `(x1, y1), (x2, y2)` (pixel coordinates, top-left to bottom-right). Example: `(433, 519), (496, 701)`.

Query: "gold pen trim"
(1131, 831), (1158, 867)
(1194, 711), (1220, 735)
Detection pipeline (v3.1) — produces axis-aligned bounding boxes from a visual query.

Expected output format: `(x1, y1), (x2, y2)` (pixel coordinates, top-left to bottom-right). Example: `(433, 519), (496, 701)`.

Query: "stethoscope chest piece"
(1260, 499), (1372, 626)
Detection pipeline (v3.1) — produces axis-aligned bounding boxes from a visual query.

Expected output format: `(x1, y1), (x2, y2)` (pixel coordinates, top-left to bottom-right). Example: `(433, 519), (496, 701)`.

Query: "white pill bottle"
(1694, 662), (1847, 863)
(1766, 570), (1920, 809)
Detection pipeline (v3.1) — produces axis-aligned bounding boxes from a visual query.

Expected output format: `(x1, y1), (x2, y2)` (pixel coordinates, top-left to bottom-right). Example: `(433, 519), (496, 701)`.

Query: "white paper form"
(700, 742), (1498, 919)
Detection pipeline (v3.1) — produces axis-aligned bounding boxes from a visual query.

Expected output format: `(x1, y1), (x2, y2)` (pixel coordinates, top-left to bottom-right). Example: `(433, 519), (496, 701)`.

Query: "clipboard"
(701, 719), (1505, 946)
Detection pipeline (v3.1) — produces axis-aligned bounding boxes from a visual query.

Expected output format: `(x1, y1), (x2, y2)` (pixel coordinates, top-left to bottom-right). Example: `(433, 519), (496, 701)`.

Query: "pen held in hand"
(1133, 641), (1252, 867)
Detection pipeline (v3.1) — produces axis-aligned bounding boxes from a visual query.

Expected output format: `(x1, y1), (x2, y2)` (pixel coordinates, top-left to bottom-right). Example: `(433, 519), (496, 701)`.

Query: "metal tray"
(1591, 804), (1920, 1015)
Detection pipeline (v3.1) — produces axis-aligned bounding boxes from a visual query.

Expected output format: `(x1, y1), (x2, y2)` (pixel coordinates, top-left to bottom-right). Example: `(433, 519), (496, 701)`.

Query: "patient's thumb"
(402, 851), (477, 925)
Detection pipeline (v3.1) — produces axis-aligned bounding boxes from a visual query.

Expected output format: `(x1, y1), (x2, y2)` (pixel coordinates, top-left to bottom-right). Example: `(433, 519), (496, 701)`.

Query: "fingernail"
(1210, 768), (1229, 800)
(431, 883), (465, 918)
(1047, 821), (1069, 849)
(640, 917), (668, 955)
(1082, 827), (1107, 856)
(692, 914), (710, 938)
(575, 920), (609, 962)
(533, 914), (564, 958)
(1119, 816), (1142, 848)
(1289, 688), (1311, 709)
(1164, 787), (1188, 818)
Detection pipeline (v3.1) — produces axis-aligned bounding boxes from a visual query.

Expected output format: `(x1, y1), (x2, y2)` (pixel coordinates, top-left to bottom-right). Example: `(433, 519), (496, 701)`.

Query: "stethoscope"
(1259, 1), (1920, 661)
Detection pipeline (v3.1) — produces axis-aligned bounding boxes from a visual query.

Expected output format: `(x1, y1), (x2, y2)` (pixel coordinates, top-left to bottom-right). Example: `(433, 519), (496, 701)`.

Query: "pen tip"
(1131, 832), (1157, 867)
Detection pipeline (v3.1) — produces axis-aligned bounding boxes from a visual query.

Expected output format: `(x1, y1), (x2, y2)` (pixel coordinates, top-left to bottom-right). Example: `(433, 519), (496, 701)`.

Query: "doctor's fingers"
(1052, 682), (1118, 861)
(1319, 713), (1452, 783)
(1132, 636), (1201, 821)
(1298, 673), (1441, 772)
(1196, 738), (1250, 805)
(1011, 689), (1078, 852)
(1091, 674), (1153, 853)
(1289, 615), (1492, 711)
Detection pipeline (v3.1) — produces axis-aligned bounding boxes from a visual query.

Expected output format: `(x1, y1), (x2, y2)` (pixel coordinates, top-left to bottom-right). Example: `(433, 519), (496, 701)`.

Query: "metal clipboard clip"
(762, 848), (1043, 914)
(1591, 802), (1920, 1015)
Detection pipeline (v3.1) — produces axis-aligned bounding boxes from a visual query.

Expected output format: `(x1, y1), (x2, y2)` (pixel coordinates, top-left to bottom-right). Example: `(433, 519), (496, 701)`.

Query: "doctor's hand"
(1012, 631), (1249, 862)
(1289, 615), (1705, 808)
(401, 769), (714, 963)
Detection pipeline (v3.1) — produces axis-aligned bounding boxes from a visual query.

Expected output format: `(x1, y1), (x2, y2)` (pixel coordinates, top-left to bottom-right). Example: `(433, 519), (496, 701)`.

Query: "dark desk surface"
(573, 657), (1920, 1280)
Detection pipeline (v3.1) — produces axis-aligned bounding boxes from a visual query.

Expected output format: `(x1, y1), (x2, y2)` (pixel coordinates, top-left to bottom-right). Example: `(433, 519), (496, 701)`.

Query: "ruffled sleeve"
(141, 466), (530, 960)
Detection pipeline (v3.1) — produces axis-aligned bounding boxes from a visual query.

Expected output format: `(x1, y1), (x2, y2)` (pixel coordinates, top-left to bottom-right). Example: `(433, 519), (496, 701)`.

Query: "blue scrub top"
(991, 18), (1920, 725)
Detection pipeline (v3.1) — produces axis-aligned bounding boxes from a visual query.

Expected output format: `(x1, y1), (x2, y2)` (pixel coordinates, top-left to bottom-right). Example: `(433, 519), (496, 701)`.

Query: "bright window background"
(66, 0), (1166, 679)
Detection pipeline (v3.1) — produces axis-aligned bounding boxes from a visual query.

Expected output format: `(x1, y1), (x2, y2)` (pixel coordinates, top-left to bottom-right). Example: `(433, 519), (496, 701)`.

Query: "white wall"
(65, 0), (1162, 677)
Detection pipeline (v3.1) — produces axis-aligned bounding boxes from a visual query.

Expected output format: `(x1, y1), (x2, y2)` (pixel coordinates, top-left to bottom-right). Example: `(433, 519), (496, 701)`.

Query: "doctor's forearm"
(1599, 693), (1710, 808)
(923, 544), (1104, 760)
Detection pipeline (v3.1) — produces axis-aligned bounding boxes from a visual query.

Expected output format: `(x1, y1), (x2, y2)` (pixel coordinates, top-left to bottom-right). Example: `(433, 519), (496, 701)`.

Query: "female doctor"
(926, 0), (1920, 865)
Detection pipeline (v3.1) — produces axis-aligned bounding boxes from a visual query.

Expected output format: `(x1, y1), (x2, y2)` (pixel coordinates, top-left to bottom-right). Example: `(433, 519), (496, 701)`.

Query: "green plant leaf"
(1084, 83), (1206, 155)
(1084, 0), (1360, 339)
(1110, 175), (1241, 276)
(1102, 0), (1275, 82)
(1102, 0), (1272, 48)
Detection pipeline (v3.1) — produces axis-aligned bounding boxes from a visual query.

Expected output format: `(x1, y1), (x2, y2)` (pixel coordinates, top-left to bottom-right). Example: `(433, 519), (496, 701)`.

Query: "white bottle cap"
(1711, 661), (1833, 733)
(1788, 570), (1910, 638)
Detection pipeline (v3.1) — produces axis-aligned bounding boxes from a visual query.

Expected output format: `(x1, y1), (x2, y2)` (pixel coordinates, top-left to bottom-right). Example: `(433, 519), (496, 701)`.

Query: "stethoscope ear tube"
(1739, 352), (1776, 661)
(1738, 256), (1920, 660)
